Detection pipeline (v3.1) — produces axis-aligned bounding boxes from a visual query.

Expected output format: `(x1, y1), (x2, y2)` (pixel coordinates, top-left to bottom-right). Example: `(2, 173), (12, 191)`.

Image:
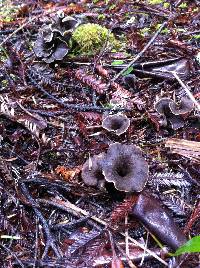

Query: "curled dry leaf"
(131, 192), (187, 250)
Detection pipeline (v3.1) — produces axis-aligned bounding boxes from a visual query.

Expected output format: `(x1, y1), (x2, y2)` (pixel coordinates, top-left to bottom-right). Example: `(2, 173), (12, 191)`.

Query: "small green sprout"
(178, 2), (188, 8)
(111, 60), (124, 66)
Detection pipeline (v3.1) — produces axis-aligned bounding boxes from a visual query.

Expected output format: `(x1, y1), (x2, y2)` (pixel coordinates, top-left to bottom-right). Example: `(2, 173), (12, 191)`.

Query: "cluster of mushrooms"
(34, 12), (79, 63)
(82, 142), (149, 192)
(81, 114), (187, 250)
(154, 96), (194, 130)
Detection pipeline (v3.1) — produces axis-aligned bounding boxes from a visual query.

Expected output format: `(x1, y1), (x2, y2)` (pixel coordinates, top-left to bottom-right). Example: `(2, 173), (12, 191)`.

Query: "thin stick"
(125, 215), (129, 257)
(112, 21), (167, 82)
(172, 71), (200, 111)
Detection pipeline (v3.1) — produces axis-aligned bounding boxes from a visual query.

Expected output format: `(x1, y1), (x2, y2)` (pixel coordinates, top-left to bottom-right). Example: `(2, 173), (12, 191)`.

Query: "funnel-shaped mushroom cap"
(102, 143), (149, 192)
(154, 97), (173, 115)
(169, 97), (194, 115)
(81, 153), (105, 187)
(102, 114), (130, 135)
(51, 15), (79, 36)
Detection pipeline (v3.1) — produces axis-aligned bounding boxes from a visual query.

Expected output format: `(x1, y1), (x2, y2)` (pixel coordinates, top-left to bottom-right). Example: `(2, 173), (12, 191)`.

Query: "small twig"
(0, 244), (25, 268)
(125, 215), (129, 257)
(140, 232), (149, 266)
(172, 71), (200, 111)
(112, 21), (167, 82)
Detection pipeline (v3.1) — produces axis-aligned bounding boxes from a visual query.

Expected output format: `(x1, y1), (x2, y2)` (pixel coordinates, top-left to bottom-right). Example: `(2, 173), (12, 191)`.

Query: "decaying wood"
(165, 138), (200, 162)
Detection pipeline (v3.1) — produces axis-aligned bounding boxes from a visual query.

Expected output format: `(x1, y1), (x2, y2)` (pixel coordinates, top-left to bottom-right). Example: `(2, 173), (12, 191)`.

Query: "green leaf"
(111, 60), (124, 66)
(122, 66), (134, 76)
(173, 236), (200, 256)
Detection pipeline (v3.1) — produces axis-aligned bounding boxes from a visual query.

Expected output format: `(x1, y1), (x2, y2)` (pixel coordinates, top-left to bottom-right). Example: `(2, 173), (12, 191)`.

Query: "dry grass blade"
(165, 138), (200, 162)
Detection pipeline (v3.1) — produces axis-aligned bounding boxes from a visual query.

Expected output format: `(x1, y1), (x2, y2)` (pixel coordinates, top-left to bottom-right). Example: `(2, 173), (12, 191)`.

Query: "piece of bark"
(165, 138), (200, 163)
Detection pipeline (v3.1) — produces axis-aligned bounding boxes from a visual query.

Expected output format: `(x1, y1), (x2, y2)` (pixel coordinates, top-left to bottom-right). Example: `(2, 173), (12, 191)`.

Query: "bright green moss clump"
(148, 0), (164, 4)
(0, 1), (20, 22)
(70, 23), (120, 56)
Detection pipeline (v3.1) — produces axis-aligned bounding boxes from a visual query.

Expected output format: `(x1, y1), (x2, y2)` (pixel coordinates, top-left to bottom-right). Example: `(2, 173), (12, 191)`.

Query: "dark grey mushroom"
(102, 114), (130, 135)
(33, 32), (53, 59)
(102, 143), (149, 192)
(81, 153), (105, 187)
(42, 26), (54, 43)
(50, 13), (79, 36)
(169, 97), (194, 115)
(44, 41), (69, 64)
(154, 97), (194, 130)
(154, 97), (173, 115)
(123, 74), (137, 91)
(33, 13), (79, 63)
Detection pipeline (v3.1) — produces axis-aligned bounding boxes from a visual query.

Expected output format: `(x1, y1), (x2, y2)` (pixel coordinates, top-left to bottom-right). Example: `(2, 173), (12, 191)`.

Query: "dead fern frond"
(110, 195), (138, 225)
(29, 65), (66, 91)
(150, 172), (191, 188)
(0, 95), (15, 118)
(0, 158), (13, 182)
(75, 69), (107, 94)
(24, 120), (40, 137)
(162, 194), (191, 216)
(24, 120), (50, 144)
(68, 229), (101, 255)
(110, 85), (135, 109)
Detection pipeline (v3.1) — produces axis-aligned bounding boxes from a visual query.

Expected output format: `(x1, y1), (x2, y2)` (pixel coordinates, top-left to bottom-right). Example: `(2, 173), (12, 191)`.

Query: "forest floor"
(0, 0), (200, 267)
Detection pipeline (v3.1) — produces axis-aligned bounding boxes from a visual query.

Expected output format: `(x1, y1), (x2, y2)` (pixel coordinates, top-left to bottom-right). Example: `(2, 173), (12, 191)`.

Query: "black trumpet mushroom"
(154, 96), (194, 130)
(102, 143), (149, 192)
(81, 153), (105, 188)
(169, 97), (194, 115)
(33, 12), (79, 63)
(102, 114), (130, 136)
(131, 192), (187, 250)
(81, 143), (187, 251)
